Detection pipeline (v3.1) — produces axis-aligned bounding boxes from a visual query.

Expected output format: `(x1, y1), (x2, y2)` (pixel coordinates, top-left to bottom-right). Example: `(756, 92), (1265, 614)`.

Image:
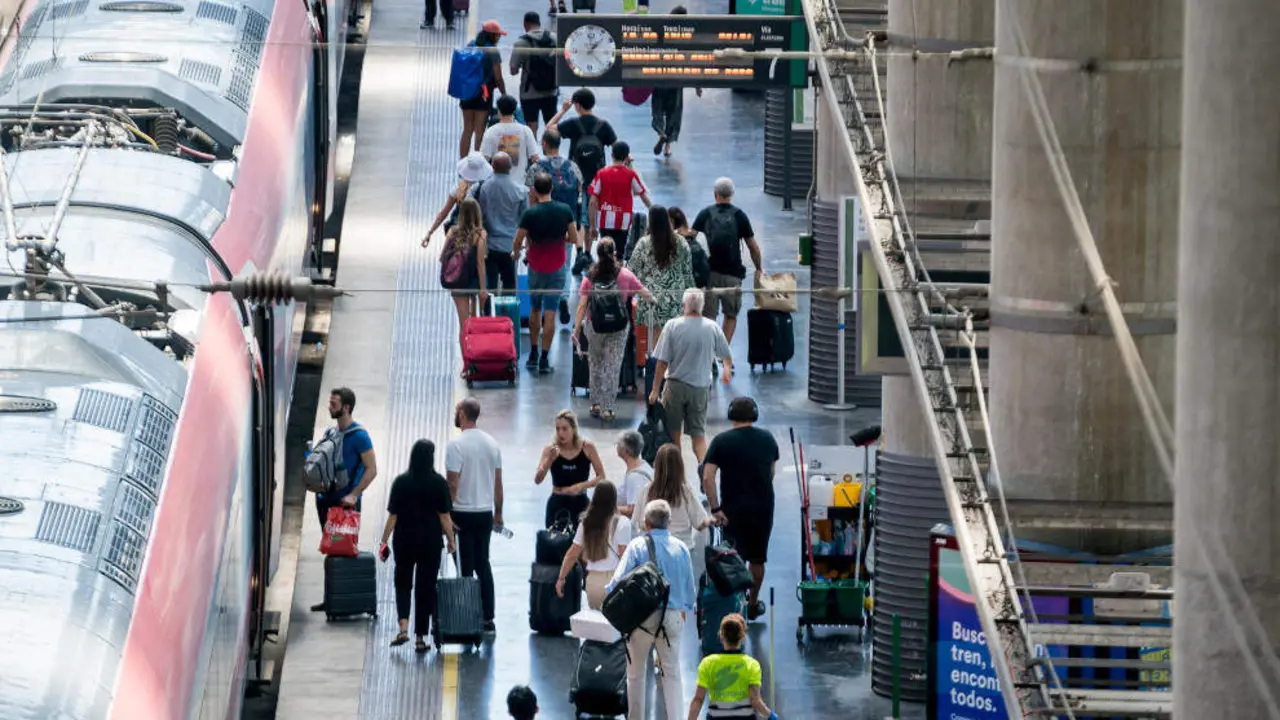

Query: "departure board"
(554, 14), (805, 88)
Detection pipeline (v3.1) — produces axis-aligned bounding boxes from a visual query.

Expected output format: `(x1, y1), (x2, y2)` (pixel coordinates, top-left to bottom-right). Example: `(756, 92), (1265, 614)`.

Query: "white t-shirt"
(619, 464), (654, 507)
(572, 515), (633, 573)
(445, 428), (502, 512)
(480, 121), (538, 179)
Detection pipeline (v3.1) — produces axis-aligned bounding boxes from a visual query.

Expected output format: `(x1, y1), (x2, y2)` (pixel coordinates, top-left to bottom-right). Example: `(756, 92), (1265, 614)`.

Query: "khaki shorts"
(702, 271), (743, 319)
(662, 378), (709, 438)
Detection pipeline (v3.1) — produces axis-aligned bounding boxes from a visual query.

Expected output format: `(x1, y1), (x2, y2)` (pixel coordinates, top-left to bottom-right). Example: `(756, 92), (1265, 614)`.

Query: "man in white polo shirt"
(445, 396), (503, 633)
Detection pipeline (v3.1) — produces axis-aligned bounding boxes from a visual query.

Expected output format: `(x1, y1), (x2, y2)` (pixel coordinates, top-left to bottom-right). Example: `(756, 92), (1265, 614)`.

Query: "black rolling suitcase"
(530, 562), (583, 634)
(434, 551), (484, 649)
(746, 308), (795, 371)
(571, 0), (596, 12)
(323, 552), (378, 620)
(618, 330), (637, 394)
(569, 639), (628, 717)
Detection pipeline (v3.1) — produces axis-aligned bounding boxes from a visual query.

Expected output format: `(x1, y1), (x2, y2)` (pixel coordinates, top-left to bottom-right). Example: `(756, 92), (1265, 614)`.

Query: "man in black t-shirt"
(546, 88), (618, 188)
(702, 396), (778, 620)
(692, 176), (764, 344)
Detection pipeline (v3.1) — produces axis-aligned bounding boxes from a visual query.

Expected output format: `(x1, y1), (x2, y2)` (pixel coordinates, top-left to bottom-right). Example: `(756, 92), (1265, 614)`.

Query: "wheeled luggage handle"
(439, 548), (462, 579)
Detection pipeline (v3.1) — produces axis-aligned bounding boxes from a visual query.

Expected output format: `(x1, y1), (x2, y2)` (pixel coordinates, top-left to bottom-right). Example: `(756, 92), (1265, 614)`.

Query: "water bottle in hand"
(493, 524), (514, 539)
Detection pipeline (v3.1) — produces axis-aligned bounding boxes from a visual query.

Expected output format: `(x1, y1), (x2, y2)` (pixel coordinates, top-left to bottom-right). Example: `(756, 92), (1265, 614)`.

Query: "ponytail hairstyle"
(589, 237), (621, 284)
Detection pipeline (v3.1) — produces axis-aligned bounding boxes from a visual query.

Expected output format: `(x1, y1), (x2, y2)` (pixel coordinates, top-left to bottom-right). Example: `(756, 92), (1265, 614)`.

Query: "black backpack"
(689, 238), (712, 287)
(571, 116), (606, 181)
(589, 276), (629, 333)
(703, 205), (742, 269)
(638, 403), (672, 465)
(602, 535), (670, 637)
(522, 32), (558, 92)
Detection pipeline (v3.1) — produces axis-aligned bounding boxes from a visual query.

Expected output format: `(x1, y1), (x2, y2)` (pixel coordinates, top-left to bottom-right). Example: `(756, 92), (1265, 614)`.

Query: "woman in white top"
(631, 443), (713, 549)
(556, 480), (631, 609)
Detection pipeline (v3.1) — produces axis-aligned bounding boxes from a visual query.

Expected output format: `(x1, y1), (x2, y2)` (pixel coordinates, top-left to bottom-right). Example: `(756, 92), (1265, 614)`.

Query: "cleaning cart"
(791, 431), (873, 643)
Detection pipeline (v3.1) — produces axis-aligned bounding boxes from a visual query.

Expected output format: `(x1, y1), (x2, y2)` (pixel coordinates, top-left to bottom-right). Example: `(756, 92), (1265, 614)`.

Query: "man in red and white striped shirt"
(586, 141), (652, 260)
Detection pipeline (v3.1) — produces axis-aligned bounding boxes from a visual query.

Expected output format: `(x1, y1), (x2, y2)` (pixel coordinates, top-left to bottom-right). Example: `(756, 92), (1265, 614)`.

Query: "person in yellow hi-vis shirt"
(687, 614), (779, 720)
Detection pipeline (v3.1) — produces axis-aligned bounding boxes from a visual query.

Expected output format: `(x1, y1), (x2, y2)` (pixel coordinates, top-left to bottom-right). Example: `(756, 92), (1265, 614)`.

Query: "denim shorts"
(528, 268), (567, 313)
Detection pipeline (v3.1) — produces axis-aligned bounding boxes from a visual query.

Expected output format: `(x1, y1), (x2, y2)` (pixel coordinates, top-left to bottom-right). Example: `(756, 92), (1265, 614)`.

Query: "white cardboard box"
(570, 609), (621, 643)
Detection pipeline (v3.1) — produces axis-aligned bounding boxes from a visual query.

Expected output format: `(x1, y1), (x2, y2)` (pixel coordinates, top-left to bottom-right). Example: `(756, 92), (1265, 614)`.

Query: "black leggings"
(545, 492), (589, 532)
(394, 545), (443, 635)
(451, 510), (495, 621)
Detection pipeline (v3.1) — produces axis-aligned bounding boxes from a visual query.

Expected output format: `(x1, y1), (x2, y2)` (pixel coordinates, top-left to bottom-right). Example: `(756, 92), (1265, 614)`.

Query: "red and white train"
(0, 0), (353, 716)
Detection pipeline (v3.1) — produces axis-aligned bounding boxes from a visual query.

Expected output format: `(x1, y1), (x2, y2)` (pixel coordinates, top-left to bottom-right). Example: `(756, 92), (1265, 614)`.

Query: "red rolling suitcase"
(463, 315), (517, 387)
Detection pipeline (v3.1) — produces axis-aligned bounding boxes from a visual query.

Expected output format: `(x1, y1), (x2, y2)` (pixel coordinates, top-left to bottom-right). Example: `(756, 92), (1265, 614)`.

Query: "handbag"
(704, 527), (753, 595)
(320, 506), (360, 557)
(754, 271), (798, 313)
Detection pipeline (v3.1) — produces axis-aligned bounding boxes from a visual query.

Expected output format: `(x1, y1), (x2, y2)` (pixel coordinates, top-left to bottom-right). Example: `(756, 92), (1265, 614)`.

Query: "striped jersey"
(588, 164), (646, 231)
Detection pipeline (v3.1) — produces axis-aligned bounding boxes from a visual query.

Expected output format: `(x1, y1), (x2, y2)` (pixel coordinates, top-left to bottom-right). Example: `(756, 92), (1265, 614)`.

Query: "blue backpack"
(535, 157), (581, 215)
(448, 42), (488, 101)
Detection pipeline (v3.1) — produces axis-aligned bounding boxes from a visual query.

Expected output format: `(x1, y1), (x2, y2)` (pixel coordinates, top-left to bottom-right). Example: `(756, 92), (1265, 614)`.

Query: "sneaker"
(526, 348), (539, 369)
(747, 601), (766, 620)
(653, 136), (665, 156)
(558, 297), (571, 325)
(310, 602), (326, 612)
(539, 352), (553, 374)
(483, 620), (497, 633)
(445, 20), (456, 30)
(420, 15), (432, 28)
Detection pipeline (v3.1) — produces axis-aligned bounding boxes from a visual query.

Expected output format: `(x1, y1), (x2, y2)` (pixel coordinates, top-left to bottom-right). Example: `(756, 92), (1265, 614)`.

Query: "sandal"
(415, 639), (430, 653)
(589, 404), (601, 418)
(391, 631), (410, 647)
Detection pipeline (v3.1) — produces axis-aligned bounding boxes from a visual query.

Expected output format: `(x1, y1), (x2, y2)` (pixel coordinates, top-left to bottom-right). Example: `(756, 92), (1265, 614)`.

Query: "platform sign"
(554, 14), (807, 88)
(855, 240), (990, 375)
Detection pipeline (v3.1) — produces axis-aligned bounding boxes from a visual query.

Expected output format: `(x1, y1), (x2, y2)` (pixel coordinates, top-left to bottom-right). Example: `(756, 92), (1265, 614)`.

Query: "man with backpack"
(547, 88), (618, 196)
(587, 141), (652, 260)
(307, 387), (377, 613)
(605, 499), (696, 720)
(511, 172), (581, 374)
(509, 12), (558, 134)
(692, 176), (764, 344)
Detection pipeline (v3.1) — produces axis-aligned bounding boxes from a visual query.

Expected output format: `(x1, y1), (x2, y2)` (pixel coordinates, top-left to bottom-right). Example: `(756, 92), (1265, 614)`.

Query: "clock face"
(564, 24), (616, 79)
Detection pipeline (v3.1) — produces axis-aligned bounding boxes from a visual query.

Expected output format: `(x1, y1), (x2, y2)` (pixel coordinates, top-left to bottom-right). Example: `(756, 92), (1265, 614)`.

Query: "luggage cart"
(791, 432), (872, 643)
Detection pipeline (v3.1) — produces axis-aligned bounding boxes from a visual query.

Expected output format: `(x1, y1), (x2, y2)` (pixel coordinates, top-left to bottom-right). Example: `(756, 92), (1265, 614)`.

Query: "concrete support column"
(882, 0), (994, 458)
(815, 91), (857, 199)
(989, 0), (1181, 552)
(1174, 1), (1280, 715)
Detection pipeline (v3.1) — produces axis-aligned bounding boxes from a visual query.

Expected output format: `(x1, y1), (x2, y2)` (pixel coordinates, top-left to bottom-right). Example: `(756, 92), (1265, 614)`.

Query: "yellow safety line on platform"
(441, 651), (460, 720)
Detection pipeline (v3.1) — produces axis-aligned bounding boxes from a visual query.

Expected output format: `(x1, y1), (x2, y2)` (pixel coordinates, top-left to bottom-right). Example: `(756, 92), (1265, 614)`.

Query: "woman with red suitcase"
(439, 197), (489, 355)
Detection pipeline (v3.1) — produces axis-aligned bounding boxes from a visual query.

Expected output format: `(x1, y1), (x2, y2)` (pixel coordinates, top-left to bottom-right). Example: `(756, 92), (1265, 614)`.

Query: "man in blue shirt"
(311, 386), (378, 613)
(607, 499), (696, 720)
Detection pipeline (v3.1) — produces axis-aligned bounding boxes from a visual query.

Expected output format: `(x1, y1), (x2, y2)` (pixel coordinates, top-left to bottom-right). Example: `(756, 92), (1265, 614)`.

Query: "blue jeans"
(528, 268), (567, 313)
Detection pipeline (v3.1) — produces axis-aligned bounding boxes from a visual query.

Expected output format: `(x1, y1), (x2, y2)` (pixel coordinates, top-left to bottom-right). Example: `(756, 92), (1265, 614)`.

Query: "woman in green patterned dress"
(627, 205), (695, 349)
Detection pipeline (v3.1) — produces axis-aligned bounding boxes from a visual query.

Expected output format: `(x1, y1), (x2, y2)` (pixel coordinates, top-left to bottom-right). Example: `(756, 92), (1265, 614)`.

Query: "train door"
(247, 305), (277, 679)
(307, 4), (330, 269)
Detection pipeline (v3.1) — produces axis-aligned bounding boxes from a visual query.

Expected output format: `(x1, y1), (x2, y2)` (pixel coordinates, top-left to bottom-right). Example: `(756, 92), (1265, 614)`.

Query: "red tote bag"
(320, 506), (361, 557)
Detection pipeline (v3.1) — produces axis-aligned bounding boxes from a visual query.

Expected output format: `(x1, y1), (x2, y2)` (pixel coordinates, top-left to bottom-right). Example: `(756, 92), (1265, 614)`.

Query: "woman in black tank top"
(535, 410), (607, 530)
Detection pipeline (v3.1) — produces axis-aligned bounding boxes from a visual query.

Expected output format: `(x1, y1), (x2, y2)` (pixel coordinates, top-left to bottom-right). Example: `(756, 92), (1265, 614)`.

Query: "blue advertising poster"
(928, 533), (1068, 720)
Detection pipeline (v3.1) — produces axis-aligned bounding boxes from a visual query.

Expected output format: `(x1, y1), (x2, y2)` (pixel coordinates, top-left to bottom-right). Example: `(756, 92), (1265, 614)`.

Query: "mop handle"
(769, 586), (776, 707)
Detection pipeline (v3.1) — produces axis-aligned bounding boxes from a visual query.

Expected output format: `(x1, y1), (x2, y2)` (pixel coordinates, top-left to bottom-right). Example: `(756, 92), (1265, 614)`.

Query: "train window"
(0, 329), (128, 380)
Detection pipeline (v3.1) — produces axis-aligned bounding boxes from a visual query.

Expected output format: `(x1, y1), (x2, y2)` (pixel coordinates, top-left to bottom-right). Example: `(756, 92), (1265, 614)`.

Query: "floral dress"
(627, 234), (695, 330)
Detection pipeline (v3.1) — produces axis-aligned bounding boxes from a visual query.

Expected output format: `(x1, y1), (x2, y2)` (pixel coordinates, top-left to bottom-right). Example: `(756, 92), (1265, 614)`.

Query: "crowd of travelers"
(304, 7), (788, 718)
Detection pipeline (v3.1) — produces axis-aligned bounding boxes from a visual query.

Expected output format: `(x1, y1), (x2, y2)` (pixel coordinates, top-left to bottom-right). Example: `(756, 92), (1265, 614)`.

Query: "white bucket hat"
(457, 151), (493, 184)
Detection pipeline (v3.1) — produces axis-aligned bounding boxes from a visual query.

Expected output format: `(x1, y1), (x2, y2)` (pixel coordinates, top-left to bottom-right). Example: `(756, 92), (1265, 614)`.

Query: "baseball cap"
(482, 19), (506, 35)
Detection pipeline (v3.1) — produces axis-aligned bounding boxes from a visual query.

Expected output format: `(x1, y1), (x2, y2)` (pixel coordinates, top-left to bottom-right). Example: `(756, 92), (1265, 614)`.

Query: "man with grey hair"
(615, 430), (653, 518)
(647, 289), (733, 463)
(692, 176), (763, 344)
(471, 151), (528, 298)
(607, 499), (696, 720)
